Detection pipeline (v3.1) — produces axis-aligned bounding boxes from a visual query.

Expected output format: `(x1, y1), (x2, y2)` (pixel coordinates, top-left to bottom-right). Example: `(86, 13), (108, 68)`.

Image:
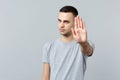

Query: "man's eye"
(65, 21), (69, 23)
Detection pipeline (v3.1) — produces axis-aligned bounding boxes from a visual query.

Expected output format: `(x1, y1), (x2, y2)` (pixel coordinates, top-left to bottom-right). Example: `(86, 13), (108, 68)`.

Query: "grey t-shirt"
(42, 38), (94, 80)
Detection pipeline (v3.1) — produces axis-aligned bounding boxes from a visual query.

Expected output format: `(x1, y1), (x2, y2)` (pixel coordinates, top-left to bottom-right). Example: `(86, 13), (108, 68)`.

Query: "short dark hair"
(59, 6), (78, 17)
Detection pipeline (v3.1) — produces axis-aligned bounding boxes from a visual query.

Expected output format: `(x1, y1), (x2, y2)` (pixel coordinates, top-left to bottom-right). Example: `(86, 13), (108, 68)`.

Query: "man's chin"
(60, 32), (67, 35)
(60, 33), (72, 37)
(60, 32), (65, 34)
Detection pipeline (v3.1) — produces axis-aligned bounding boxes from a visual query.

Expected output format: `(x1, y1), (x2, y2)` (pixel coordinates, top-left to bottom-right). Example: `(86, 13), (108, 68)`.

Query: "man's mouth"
(59, 29), (65, 32)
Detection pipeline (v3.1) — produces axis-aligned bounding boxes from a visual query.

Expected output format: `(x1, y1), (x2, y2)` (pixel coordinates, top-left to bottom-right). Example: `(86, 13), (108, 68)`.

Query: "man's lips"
(59, 29), (65, 32)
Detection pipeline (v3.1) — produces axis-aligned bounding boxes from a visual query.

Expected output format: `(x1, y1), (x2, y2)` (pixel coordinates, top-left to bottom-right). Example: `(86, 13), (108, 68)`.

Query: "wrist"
(79, 41), (88, 46)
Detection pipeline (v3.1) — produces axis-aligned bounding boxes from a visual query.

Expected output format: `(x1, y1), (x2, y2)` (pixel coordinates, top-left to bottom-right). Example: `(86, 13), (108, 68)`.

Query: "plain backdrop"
(0, 0), (120, 80)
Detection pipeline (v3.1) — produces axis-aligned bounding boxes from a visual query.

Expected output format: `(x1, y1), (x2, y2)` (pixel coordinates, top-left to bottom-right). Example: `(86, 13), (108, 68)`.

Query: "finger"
(81, 18), (86, 30)
(71, 28), (76, 36)
(76, 16), (79, 29)
(79, 16), (83, 29)
(74, 17), (78, 30)
(82, 21), (87, 31)
(81, 18), (84, 29)
(77, 16), (81, 29)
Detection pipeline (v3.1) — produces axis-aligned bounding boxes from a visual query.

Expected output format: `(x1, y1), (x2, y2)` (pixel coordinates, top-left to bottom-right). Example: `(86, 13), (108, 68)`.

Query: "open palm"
(71, 16), (87, 43)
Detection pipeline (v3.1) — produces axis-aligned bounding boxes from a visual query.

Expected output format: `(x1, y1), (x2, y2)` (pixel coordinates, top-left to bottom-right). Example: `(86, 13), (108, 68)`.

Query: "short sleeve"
(41, 42), (51, 63)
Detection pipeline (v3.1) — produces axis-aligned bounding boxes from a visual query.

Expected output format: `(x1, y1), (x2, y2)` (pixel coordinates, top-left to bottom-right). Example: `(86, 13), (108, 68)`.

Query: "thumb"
(71, 28), (76, 36)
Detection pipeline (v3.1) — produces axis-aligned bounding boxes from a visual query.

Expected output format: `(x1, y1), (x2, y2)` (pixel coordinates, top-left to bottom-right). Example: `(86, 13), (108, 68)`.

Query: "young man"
(42, 6), (94, 80)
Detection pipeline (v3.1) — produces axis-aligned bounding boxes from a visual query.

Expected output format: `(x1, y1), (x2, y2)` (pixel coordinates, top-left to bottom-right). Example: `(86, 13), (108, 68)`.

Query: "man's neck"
(60, 35), (74, 43)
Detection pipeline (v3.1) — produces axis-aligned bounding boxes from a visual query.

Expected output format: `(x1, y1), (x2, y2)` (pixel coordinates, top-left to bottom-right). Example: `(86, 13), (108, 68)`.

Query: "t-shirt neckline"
(57, 38), (76, 46)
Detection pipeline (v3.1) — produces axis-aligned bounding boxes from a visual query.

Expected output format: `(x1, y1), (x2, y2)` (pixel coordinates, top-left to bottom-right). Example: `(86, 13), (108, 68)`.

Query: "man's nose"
(60, 22), (64, 28)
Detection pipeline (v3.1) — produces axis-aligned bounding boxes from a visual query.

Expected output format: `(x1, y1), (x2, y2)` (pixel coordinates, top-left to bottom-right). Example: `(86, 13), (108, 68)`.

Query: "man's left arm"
(71, 16), (94, 57)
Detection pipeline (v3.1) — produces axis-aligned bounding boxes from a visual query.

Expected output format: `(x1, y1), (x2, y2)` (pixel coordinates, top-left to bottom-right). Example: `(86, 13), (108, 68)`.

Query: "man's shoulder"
(43, 39), (59, 48)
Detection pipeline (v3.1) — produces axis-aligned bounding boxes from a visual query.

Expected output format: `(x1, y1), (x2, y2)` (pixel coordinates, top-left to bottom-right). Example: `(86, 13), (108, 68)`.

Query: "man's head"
(59, 6), (78, 17)
(58, 6), (78, 36)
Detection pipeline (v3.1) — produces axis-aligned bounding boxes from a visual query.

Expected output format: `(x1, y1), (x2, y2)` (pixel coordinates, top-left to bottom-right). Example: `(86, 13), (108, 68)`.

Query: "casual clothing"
(42, 38), (94, 80)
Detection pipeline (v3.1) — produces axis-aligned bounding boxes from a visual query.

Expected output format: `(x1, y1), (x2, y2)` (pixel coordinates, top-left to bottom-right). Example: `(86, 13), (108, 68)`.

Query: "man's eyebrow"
(58, 19), (70, 23)
(58, 19), (61, 21)
(63, 20), (70, 23)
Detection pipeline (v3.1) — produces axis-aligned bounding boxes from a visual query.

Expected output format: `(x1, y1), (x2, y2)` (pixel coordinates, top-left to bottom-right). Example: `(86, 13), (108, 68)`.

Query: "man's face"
(58, 12), (74, 36)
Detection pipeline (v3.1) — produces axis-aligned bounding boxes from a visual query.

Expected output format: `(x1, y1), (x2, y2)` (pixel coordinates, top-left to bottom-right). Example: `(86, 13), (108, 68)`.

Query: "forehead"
(58, 12), (74, 20)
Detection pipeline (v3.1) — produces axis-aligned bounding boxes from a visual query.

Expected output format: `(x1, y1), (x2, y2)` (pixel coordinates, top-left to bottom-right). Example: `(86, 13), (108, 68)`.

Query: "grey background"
(0, 0), (120, 80)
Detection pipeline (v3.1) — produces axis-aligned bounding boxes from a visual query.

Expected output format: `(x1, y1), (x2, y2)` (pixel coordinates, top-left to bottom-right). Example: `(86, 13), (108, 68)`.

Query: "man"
(42, 5), (94, 80)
